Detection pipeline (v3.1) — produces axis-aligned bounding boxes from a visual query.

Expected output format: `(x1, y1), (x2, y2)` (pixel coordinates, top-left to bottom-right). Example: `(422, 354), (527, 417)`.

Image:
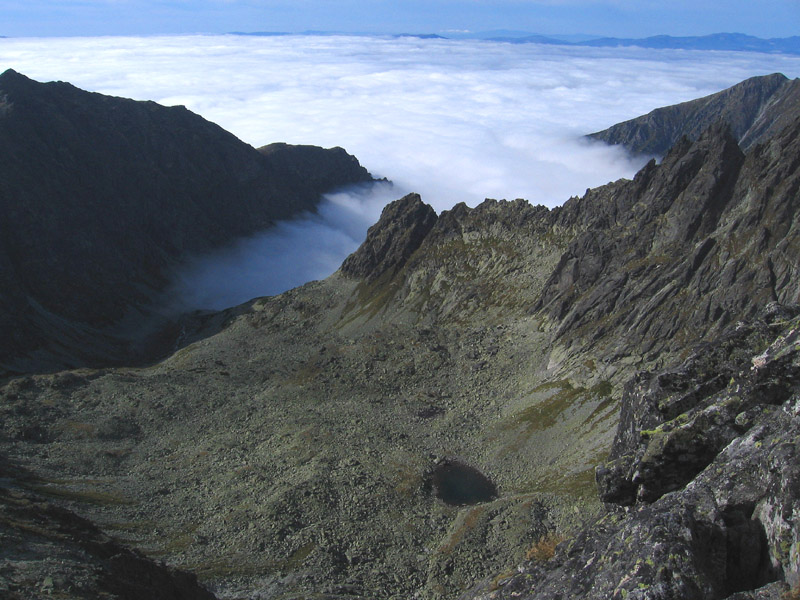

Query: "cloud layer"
(2, 35), (799, 308)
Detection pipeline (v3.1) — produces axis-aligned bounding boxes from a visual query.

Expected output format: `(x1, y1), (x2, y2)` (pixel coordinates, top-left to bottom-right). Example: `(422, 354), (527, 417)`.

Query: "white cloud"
(165, 182), (397, 310)
(2, 35), (799, 307)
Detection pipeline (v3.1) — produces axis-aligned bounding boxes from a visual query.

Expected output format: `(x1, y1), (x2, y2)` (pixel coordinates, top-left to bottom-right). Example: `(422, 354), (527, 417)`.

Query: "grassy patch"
(160, 522), (201, 553)
(505, 379), (615, 434)
(187, 558), (278, 579)
(26, 483), (134, 506)
(284, 361), (322, 386)
(525, 532), (565, 561)
(510, 381), (584, 433)
(102, 519), (158, 539)
(389, 460), (423, 498)
(339, 268), (401, 325)
(534, 468), (598, 499)
(59, 421), (97, 439)
(286, 540), (317, 569)
(489, 569), (517, 592)
(582, 383), (617, 426)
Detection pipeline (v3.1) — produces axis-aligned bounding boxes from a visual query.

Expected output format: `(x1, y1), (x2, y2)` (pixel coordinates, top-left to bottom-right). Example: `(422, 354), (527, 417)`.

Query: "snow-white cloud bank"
(2, 35), (799, 308)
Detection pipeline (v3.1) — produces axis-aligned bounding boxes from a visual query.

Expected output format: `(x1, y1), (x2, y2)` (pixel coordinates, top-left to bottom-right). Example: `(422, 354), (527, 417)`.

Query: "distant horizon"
(2, 30), (800, 42)
(1, 1), (798, 40)
(4, 30), (800, 61)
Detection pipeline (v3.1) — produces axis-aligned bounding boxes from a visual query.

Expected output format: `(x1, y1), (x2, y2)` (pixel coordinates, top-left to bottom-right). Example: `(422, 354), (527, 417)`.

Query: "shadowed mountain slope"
(588, 73), (800, 156)
(0, 458), (219, 600)
(0, 69), (372, 374)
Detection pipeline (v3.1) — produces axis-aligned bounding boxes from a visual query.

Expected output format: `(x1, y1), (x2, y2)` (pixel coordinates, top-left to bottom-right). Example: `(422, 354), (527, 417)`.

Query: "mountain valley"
(1, 72), (799, 600)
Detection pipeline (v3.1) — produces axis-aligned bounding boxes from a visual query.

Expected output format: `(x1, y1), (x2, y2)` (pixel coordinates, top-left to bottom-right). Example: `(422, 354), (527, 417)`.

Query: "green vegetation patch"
(506, 379), (613, 434)
(286, 540), (317, 569)
(25, 483), (134, 506)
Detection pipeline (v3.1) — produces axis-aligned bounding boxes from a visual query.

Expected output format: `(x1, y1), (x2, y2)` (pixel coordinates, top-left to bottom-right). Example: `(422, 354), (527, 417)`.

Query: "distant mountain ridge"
(0, 69), (372, 374)
(479, 32), (800, 55)
(573, 32), (800, 53)
(588, 73), (800, 156)
(226, 30), (800, 55)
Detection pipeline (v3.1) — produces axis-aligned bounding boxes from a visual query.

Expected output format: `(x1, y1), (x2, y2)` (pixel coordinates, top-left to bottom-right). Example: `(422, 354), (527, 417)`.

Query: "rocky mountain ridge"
(0, 69), (372, 375)
(1, 74), (799, 599)
(589, 73), (800, 156)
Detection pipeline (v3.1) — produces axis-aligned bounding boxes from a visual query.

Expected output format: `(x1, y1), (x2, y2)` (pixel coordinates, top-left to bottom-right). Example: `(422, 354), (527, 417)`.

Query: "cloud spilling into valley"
(3, 35), (800, 308)
(166, 182), (398, 310)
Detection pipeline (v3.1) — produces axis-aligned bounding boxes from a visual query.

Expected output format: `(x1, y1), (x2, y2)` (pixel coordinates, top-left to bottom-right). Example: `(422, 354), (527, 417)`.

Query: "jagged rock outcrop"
(539, 115), (800, 376)
(463, 308), (800, 600)
(342, 197), (560, 326)
(596, 303), (800, 506)
(588, 73), (800, 155)
(340, 192), (437, 281)
(0, 69), (372, 373)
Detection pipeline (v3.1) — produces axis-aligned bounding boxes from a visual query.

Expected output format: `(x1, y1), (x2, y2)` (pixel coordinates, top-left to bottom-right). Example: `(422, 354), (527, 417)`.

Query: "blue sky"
(2, 0), (799, 38)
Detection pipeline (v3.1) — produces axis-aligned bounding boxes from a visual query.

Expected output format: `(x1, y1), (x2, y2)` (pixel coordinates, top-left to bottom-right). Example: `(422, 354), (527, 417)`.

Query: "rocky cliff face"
(458, 94), (800, 600)
(0, 69), (372, 374)
(463, 306), (800, 600)
(540, 117), (800, 379)
(588, 73), (800, 156)
(1, 75), (799, 600)
(340, 193), (438, 281)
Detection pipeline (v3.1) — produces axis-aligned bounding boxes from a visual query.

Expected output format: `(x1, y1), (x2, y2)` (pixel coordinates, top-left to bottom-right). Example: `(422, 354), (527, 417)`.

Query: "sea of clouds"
(2, 35), (800, 309)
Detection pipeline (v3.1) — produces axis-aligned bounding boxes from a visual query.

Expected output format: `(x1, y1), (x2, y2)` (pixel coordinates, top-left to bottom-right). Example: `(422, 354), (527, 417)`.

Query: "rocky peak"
(0, 68), (33, 92)
(340, 192), (438, 282)
(648, 122), (744, 248)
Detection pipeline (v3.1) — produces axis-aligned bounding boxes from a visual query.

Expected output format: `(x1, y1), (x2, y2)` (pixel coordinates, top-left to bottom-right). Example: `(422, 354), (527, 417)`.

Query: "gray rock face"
(588, 73), (800, 156)
(341, 192), (437, 281)
(539, 115), (800, 377)
(0, 69), (372, 374)
(597, 305), (800, 506)
(464, 309), (800, 600)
